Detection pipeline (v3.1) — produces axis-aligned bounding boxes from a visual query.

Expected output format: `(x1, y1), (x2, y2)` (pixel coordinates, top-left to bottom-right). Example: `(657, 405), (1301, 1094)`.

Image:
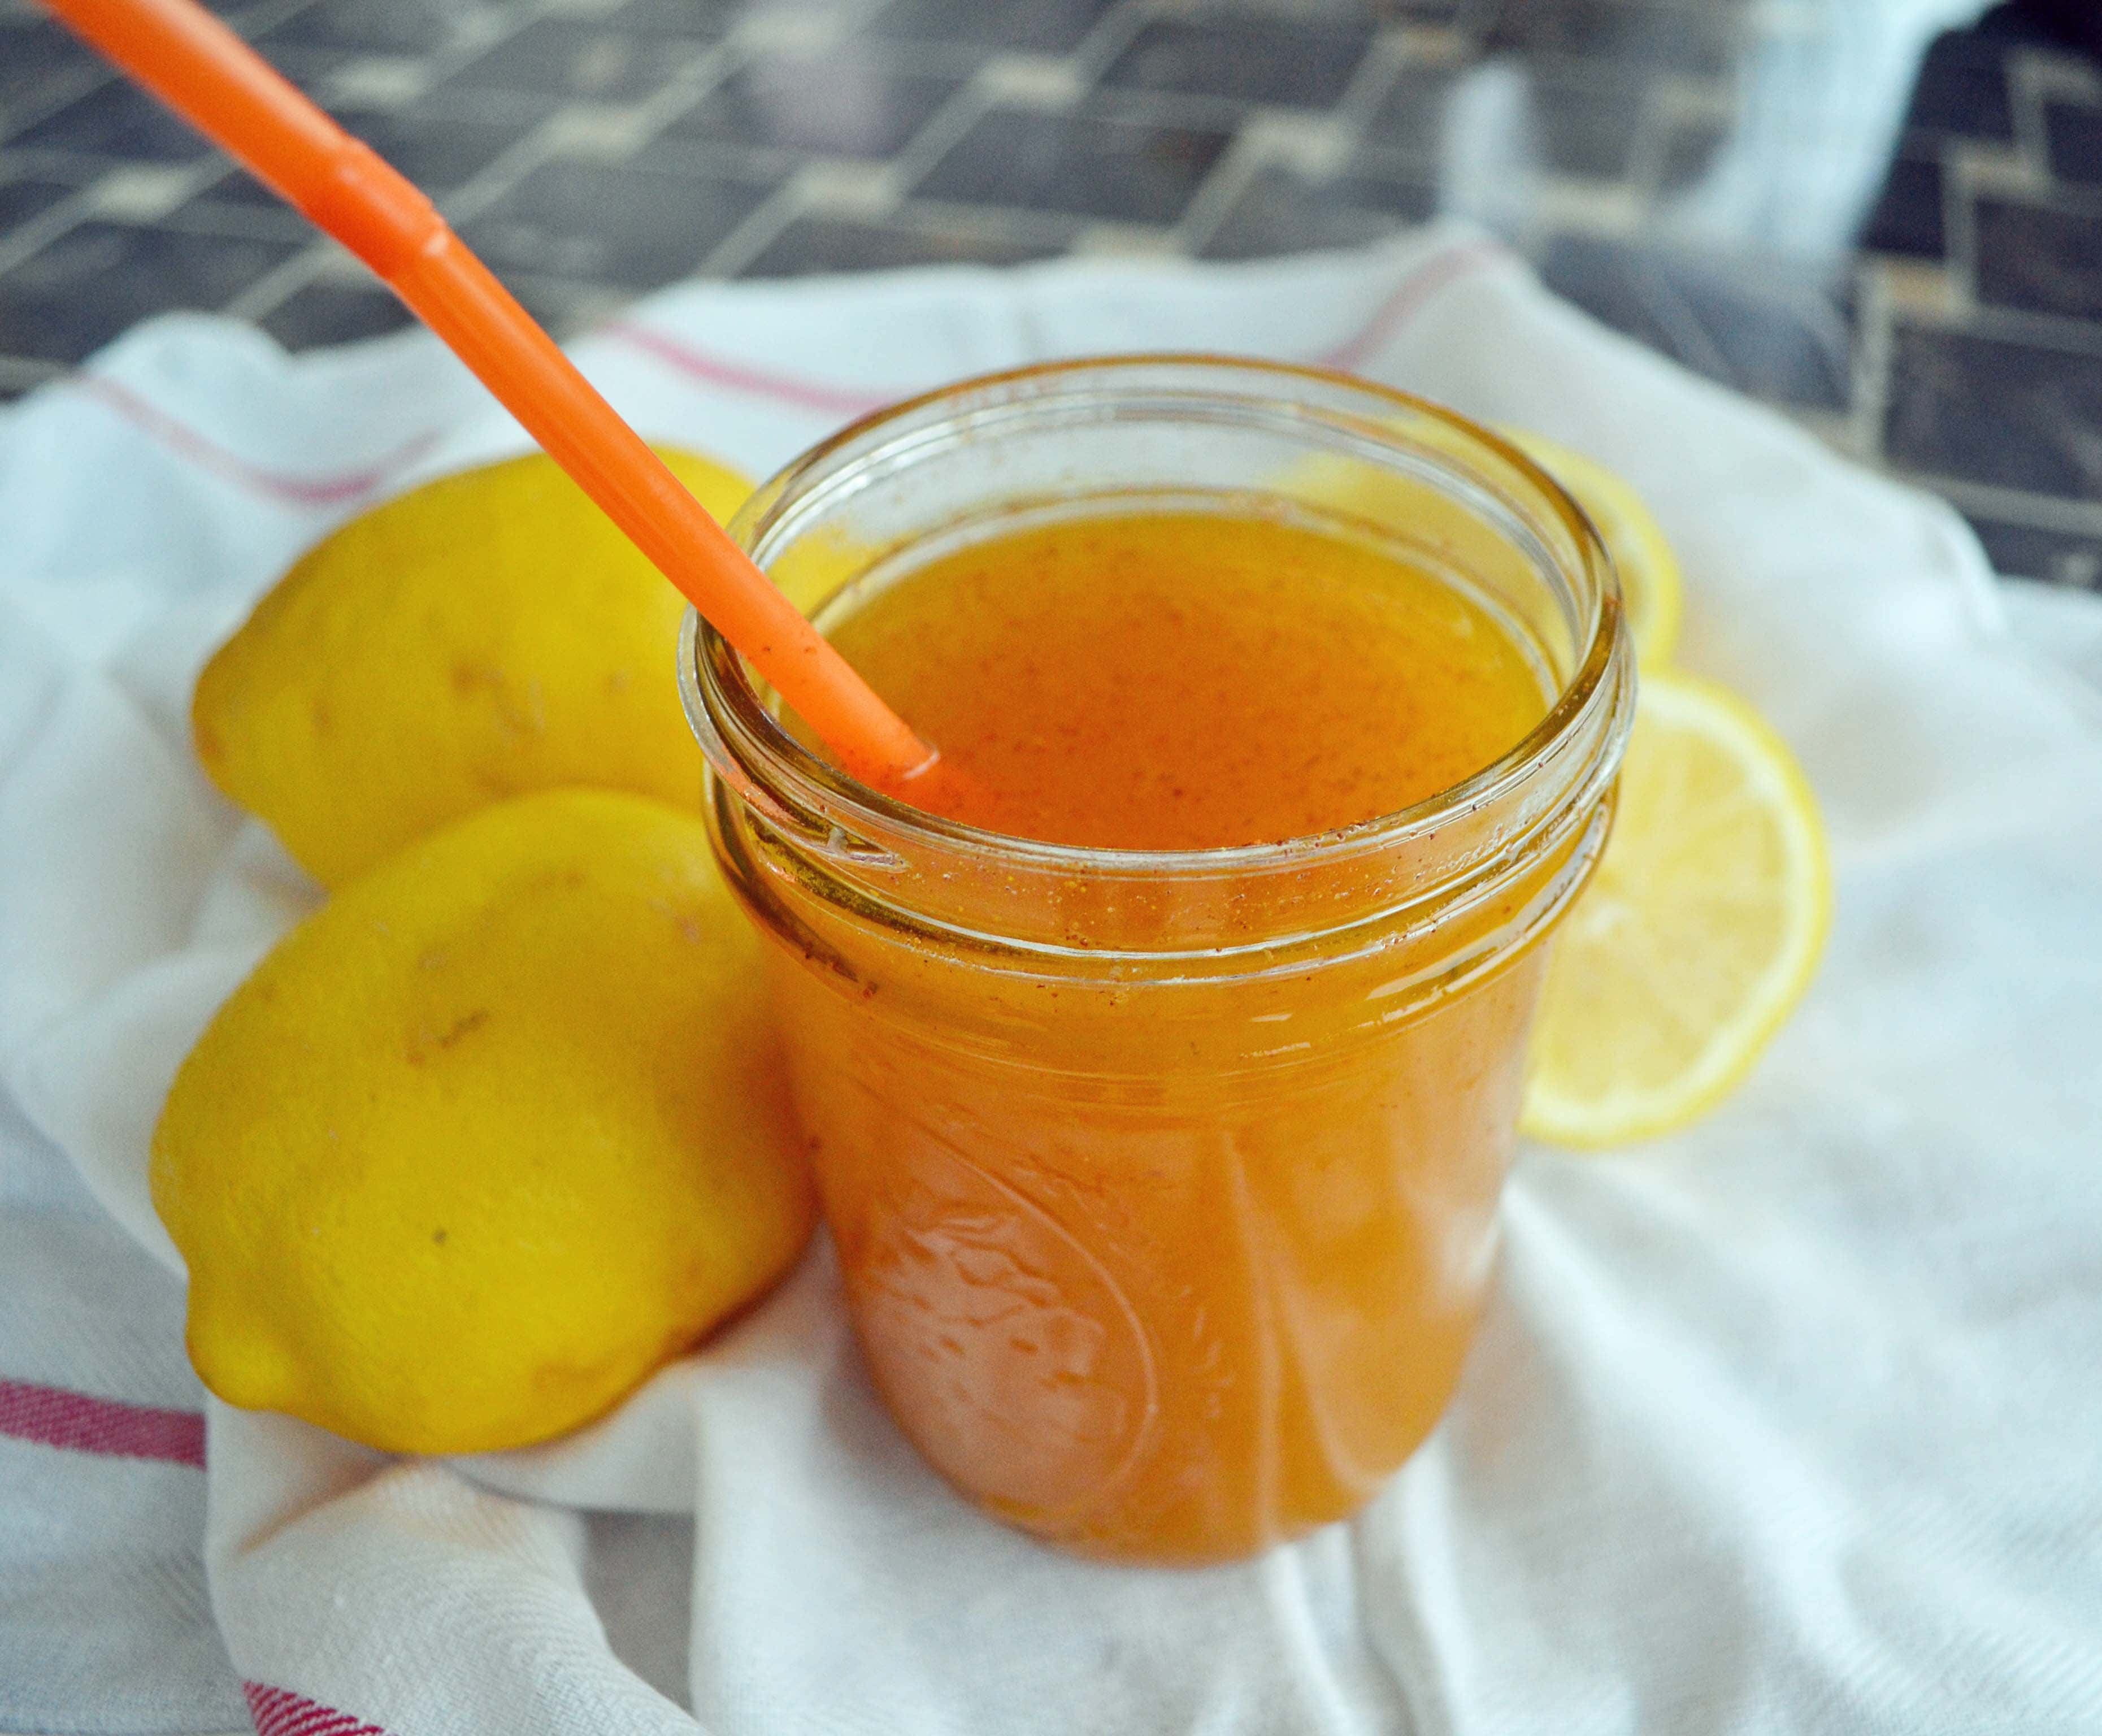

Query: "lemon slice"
(1504, 429), (1683, 668)
(1521, 670), (1832, 1148)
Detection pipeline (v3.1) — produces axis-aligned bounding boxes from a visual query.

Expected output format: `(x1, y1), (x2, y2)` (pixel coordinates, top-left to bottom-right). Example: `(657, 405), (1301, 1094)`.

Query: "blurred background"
(1, 0), (2097, 590)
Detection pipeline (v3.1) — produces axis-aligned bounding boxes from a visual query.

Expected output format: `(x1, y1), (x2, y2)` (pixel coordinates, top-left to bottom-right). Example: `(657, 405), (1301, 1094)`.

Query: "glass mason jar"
(681, 357), (1634, 1565)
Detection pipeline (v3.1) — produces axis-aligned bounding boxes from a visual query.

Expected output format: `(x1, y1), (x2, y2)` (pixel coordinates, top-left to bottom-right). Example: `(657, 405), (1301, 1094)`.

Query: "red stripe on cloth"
(613, 245), (1510, 427)
(75, 375), (440, 507)
(1317, 239), (1517, 374)
(0, 1376), (205, 1467)
(603, 322), (901, 418)
(244, 1682), (393, 1735)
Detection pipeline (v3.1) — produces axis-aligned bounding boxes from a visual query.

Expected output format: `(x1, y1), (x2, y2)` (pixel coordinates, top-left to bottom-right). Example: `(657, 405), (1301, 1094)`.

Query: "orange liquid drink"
(684, 359), (1634, 1564)
(825, 514), (1547, 850)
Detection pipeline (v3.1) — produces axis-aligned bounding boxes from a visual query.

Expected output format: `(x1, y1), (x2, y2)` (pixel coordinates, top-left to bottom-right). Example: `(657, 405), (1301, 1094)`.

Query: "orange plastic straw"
(42, 0), (939, 793)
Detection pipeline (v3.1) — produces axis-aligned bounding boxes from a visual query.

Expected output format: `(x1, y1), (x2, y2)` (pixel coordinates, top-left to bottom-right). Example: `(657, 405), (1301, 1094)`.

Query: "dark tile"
(1971, 0), (2102, 57)
(739, 211), (1065, 276)
(914, 106), (1232, 226)
(2044, 101), (2102, 189)
(1974, 196), (2102, 322)
(1527, 72), (1652, 180)
(458, 157), (772, 287)
(663, 54), (961, 159)
(164, 185), (315, 241)
(1860, 151), (1945, 259)
(0, 175), (80, 232)
(1361, 66), (1456, 161)
(259, 0), (456, 55)
(1330, 148), (1439, 221)
(259, 279), (414, 349)
(9, 79), (218, 162)
(1540, 235), (1851, 408)
(250, 44), (353, 93)
(0, 14), (99, 115)
(1964, 514), (2102, 588)
(0, 222), (302, 363)
(1884, 323), (2102, 500)
(1200, 162), (1426, 260)
(1100, 17), (1373, 109)
(1652, 114), (1731, 194)
(337, 105), (523, 193)
(868, 0), (1118, 55)
(1897, 26), (2016, 144)
(1486, 0), (1737, 77)
(198, 165), (322, 215)
(442, 18), (701, 103)
(599, 0), (738, 37)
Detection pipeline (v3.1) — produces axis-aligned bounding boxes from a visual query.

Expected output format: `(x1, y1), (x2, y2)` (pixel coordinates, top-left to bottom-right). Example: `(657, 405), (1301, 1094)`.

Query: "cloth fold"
(3, 228), (2099, 1735)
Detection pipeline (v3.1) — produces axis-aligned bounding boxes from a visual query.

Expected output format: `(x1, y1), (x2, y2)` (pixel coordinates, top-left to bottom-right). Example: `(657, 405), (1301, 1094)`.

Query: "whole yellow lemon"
(193, 448), (751, 887)
(151, 788), (813, 1456)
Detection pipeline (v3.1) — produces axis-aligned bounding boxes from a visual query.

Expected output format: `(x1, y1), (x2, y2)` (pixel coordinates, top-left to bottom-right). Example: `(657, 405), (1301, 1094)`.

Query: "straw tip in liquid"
(872, 743), (988, 828)
(898, 743), (944, 784)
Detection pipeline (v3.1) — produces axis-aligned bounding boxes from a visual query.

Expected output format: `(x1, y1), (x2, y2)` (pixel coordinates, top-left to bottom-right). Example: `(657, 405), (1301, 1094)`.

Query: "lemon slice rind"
(1521, 670), (1832, 1149)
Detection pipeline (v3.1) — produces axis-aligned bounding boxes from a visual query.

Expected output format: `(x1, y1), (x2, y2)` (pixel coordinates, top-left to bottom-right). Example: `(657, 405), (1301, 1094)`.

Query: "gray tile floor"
(2, 0), (2099, 589)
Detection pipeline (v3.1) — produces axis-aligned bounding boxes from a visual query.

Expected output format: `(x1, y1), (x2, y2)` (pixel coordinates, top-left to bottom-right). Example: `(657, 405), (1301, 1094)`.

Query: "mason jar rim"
(681, 353), (1628, 883)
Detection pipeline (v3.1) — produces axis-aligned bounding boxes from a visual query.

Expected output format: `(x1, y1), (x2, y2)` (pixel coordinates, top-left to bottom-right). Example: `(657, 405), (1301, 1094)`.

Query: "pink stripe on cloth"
(603, 322), (903, 418)
(1317, 239), (1517, 374)
(614, 244), (1514, 419)
(0, 1376), (206, 1466)
(244, 1682), (393, 1735)
(75, 375), (440, 507)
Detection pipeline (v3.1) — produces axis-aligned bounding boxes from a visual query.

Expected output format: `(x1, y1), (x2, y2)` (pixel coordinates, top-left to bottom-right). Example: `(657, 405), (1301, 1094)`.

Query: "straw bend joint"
(307, 141), (448, 279)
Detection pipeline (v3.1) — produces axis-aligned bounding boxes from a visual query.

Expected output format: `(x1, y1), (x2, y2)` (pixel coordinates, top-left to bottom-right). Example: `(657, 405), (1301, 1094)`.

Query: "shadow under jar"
(682, 357), (1634, 1565)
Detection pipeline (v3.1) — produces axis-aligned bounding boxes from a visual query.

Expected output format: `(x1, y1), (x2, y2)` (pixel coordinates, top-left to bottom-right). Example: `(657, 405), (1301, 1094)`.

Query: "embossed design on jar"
(823, 1111), (1161, 1529)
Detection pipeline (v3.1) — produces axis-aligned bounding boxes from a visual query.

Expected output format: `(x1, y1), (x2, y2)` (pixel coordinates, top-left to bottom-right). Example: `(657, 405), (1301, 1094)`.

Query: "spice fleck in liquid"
(763, 507), (1566, 1562)
(826, 511), (1546, 847)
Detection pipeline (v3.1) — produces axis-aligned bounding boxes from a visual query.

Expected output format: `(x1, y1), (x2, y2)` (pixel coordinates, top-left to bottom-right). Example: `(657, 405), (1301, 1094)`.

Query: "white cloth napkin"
(3, 227), (2100, 1736)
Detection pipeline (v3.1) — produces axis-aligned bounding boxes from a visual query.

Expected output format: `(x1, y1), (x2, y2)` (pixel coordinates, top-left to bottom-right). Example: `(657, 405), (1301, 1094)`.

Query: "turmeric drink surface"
(753, 507), (1567, 1563)
(826, 512), (1545, 848)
